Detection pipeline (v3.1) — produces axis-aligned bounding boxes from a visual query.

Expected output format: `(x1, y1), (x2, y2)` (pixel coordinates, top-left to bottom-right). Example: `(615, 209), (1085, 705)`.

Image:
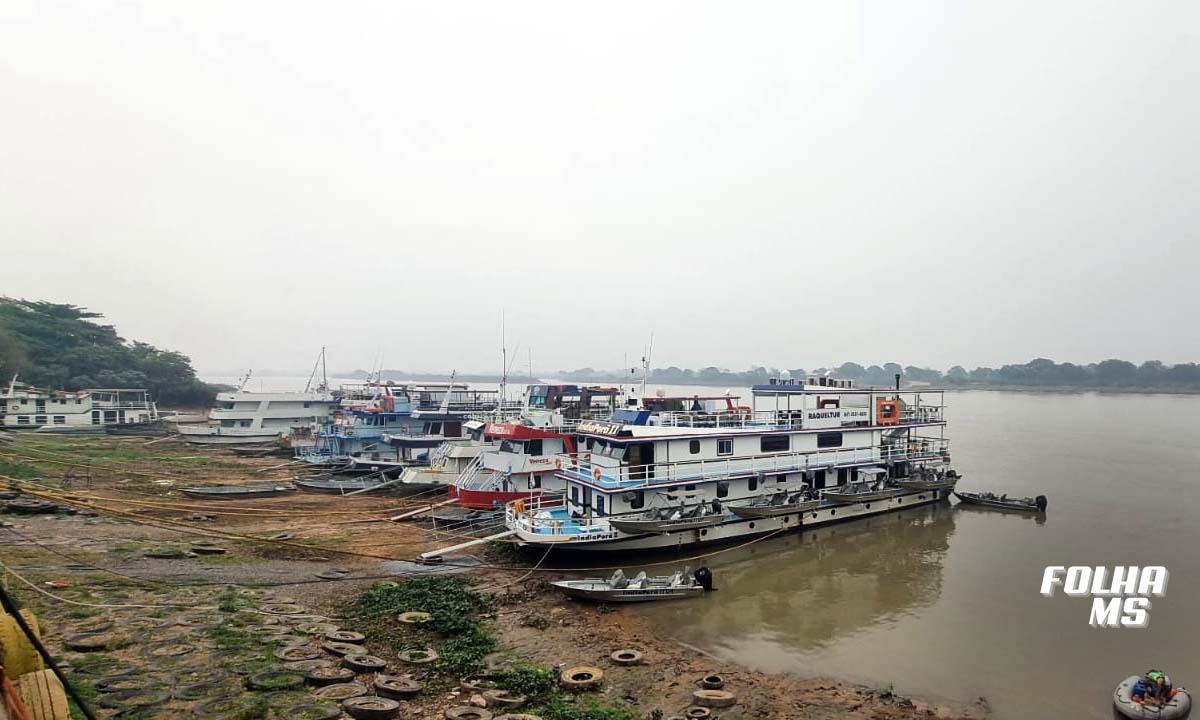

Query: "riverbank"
(0, 435), (986, 719)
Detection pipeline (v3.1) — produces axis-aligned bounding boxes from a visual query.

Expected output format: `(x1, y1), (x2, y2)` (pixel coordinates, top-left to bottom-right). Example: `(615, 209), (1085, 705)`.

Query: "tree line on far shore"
(0, 298), (215, 405)
(560, 358), (1200, 390)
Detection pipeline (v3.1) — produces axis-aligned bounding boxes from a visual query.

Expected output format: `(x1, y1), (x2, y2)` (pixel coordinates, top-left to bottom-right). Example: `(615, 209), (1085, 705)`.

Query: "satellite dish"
(655, 388), (666, 397)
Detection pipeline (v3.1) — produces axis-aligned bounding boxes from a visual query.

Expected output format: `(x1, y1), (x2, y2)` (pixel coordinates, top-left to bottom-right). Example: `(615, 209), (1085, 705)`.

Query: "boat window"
(689, 440), (700, 454)
(528, 439), (543, 456)
(817, 432), (843, 448)
(17, 416), (29, 425)
(717, 439), (733, 456)
(499, 440), (514, 453)
(570, 486), (579, 505)
(53, 416), (65, 424)
(685, 484), (696, 491)
(629, 491), (645, 509)
(761, 435), (790, 453)
(596, 495), (605, 515)
(717, 483), (729, 498)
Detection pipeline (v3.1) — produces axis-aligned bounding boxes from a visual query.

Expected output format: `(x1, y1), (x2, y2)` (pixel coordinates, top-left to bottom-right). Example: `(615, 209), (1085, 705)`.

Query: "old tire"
(305, 666), (356, 686)
(398, 648), (439, 664)
(283, 702), (343, 720)
(494, 716), (543, 720)
(247, 668), (305, 691)
(610, 649), (643, 666)
(685, 708), (712, 719)
(262, 603), (306, 615)
(460, 674), (499, 693)
(342, 653), (388, 673)
(275, 645), (323, 662)
(375, 675), (422, 700)
(560, 666), (604, 691)
(298, 622), (340, 636)
(342, 696), (402, 720)
(312, 682), (369, 700)
(326, 630), (366, 643)
(398, 611), (431, 625)
(692, 689), (737, 708)
(64, 631), (118, 653)
(15, 669), (70, 720)
(322, 640), (366, 657)
(445, 708), (493, 720)
(699, 674), (725, 690)
(483, 689), (527, 709)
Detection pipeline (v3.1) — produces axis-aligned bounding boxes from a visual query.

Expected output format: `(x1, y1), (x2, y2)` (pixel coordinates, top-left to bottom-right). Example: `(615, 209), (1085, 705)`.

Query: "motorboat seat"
(628, 571), (648, 589)
(609, 569), (628, 589)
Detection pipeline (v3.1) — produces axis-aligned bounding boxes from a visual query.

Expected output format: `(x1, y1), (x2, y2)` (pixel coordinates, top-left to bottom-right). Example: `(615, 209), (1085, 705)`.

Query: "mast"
(640, 332), (654, 401)
(500, 310), (507, 410)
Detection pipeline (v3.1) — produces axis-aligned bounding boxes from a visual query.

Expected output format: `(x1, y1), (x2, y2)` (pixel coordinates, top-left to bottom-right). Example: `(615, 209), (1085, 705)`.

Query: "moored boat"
(729, 485), (822, 518)
(953, 490), (1047, 513)
(551, 568), (704, 602)
(607, 500), (728, 535)
(505, 376), (955, 552)
(292, 477), (395, 495)
(181, 484), (295, 499)
(894, 467), (960, 491)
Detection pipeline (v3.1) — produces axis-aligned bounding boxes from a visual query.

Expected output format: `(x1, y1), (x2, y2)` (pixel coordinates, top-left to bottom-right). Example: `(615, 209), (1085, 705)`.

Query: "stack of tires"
(1, 608), (71, 719)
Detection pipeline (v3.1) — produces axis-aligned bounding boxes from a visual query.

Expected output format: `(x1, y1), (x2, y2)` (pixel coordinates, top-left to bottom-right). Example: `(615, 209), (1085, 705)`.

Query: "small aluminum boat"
(552, 569), (704, 603)
(730, 489), (821, 518)
(953, 490), (1047, 513)
(607, 502), (727, 535)
(822, 485), (900, 503)
(894, 469), (960, 491)
(181, 484), (295, 499)
(292, 477), (394, 495)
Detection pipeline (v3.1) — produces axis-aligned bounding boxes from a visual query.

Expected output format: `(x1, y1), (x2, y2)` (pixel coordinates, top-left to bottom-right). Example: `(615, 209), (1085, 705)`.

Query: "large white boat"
(1, 376), (159, 432)
(176, 388), (338, 445)
(504, 377), (954, 552)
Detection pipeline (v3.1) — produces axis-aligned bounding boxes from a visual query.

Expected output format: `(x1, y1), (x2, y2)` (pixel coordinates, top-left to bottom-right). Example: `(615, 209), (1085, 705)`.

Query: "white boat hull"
(515, 489), (947, 552)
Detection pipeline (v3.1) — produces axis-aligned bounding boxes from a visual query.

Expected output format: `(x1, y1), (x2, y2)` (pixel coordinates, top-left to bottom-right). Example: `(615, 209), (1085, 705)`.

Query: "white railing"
(559, 437), (951, 489)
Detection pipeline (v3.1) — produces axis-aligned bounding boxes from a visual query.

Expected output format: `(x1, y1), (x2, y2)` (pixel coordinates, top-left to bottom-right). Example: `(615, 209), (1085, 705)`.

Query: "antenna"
(304, 348), (323, 393)
(528, 347), (533, 384)
(321, 346), (328, 393)
(500, 310), (507, 408)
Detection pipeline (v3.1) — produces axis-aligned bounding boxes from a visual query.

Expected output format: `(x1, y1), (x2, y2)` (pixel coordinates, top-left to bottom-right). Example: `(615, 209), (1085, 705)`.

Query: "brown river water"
(634, 389), (1200, 720)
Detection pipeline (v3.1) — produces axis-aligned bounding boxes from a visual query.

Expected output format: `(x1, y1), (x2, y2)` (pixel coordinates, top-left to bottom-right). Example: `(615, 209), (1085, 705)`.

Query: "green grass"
(496, 664), (637, 720)
(0, 457), (40, 479)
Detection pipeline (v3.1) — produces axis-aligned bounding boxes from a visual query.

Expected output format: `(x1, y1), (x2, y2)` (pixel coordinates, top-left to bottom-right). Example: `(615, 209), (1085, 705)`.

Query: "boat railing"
(558, 436), (951, 489)
(651, 407), (944, 429)
(505, 495), (619, 539)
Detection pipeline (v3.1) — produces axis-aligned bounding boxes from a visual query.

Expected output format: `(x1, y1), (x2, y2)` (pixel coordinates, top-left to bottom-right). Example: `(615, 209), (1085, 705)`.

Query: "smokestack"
(894, 373), (901, 391)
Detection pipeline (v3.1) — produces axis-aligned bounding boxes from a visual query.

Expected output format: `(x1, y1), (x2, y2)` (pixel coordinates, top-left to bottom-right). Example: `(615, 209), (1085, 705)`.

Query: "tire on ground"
(559, 666), (604, 691)
(692, 689), (737, 708)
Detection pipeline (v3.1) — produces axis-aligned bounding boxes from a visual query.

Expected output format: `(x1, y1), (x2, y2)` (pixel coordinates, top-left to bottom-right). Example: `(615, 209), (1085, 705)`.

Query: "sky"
(1, 1), (1197, 375)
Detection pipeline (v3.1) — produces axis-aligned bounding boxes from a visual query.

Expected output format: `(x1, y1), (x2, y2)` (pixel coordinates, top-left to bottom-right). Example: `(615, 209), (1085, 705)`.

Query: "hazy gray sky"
(2, 1), (1197, 374)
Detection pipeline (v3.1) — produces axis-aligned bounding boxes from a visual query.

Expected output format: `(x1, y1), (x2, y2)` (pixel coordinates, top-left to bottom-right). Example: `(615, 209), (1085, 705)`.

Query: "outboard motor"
(694, 565), (715, 592)
(1035, 495), (1049, 512)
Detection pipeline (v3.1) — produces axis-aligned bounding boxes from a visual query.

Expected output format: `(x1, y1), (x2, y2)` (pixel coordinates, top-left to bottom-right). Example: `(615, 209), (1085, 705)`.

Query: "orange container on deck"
(876, 398), (901, 425)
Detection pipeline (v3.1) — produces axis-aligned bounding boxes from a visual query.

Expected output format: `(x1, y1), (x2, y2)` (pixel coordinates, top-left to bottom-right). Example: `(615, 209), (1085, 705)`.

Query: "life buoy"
(593, 467), (602, 482)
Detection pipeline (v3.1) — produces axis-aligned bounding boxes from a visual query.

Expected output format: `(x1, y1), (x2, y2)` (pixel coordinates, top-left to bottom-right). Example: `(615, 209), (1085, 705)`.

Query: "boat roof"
(483, 422), (567, 440)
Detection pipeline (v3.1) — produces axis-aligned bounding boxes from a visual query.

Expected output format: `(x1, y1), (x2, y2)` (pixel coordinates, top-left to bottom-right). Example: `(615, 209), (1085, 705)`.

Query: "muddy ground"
(0, 435), (987, 719)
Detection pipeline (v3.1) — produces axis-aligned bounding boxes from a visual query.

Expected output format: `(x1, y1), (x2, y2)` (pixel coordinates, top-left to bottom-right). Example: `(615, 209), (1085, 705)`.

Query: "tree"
(0, 297), (216, 406)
